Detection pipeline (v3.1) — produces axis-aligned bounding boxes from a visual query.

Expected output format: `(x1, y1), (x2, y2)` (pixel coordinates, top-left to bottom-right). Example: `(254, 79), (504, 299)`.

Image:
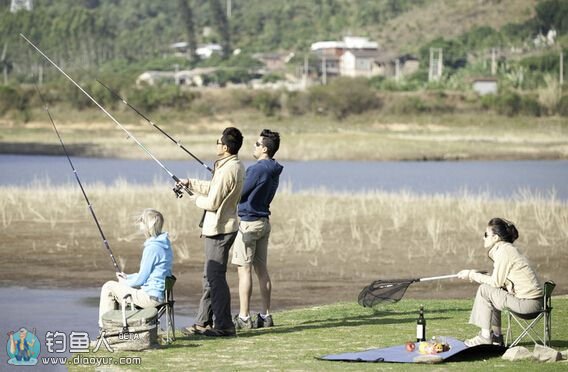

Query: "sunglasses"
(216, 139), (223, 145)
(255, 141), (263, 147)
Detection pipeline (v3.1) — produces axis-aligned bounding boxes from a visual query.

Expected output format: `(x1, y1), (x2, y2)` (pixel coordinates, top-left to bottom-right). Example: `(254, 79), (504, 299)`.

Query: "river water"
(1, 155), (567, 200)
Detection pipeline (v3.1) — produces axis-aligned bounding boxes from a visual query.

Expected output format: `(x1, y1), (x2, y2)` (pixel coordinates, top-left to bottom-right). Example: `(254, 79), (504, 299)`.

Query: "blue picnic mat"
(319, 336), (505, 363)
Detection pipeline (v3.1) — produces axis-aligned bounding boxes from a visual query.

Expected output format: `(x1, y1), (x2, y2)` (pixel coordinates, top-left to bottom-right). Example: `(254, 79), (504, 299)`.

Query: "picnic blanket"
(319, 337), (506, 363)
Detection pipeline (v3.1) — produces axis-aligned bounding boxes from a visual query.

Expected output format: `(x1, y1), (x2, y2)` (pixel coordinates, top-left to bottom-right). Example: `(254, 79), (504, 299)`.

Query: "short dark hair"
(221, 127), (243, 155)
(488, 217), (519, 243)
(259, 129), (280, 158)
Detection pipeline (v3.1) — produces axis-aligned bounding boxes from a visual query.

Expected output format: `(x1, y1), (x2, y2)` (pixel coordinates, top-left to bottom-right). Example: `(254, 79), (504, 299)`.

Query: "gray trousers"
(195, 232), (237, 330)
(469, 284), (543, 330)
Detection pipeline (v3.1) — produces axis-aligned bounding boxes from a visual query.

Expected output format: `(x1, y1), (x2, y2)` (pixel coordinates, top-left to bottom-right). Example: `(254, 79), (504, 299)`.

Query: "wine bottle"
(416, 305), (426, 342)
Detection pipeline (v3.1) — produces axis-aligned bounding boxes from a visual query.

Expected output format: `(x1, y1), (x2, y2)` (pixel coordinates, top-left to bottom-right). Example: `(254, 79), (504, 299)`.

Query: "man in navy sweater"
(232, 129), (283, 329)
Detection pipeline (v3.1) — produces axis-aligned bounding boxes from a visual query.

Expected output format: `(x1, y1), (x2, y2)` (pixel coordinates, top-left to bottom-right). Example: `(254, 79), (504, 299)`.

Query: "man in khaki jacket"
(179, 127), (245, 337)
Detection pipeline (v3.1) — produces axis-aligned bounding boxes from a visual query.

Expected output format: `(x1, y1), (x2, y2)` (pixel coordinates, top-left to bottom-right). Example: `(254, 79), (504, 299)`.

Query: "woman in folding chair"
(457, 217), (543, 347)
(98, 209), (174, 329)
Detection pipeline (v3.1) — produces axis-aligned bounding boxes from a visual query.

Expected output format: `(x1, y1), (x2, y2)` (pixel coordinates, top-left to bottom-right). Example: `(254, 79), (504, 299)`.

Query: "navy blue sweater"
(238, 159), (283, 221)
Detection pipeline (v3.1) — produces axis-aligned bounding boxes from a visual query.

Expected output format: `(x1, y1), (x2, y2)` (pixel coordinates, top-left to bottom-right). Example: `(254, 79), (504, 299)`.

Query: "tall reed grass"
(1, 182), (566, 294)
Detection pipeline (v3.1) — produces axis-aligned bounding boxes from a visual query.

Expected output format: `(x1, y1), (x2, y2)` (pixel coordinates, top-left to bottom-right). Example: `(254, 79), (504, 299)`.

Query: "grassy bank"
(68, 299), (568, 371)
(1, 110), (567, 161)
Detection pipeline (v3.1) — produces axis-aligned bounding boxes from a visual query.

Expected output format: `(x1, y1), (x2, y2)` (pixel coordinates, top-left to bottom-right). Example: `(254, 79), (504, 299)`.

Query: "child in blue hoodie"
(98, 209), (173, 328)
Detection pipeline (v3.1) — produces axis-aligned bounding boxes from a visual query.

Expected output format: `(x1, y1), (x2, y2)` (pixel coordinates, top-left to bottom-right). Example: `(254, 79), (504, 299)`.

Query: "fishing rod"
(95, 79), (213, 174)
(20, 33), (191, 198)
(35, 85), (121, 273)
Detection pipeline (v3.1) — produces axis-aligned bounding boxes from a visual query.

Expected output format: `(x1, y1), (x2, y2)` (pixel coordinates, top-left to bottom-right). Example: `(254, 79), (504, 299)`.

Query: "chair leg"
(508, 313), (545, 347)
(506, 311), (512, 347)
(170, 304), (176, 341)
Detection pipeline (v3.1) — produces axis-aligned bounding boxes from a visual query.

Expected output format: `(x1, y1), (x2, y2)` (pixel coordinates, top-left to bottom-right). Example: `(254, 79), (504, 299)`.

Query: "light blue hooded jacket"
(126, 232), (173, 301)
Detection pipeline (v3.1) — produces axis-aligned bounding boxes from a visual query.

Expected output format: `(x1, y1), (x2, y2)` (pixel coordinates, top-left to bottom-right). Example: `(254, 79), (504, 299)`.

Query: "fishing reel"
(172, 184), (184, 198)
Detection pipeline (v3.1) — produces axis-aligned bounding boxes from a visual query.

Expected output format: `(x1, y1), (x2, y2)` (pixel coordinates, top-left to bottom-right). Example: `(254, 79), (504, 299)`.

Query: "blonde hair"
(137, 209), (164, 238)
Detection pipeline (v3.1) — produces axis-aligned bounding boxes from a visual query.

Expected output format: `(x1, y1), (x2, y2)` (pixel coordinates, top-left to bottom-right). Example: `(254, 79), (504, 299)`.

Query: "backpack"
(100, 296), (159, 351)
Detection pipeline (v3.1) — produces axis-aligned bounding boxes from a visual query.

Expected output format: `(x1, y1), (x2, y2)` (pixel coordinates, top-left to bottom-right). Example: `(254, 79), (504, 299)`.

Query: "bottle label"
(416, 325), (424, 339)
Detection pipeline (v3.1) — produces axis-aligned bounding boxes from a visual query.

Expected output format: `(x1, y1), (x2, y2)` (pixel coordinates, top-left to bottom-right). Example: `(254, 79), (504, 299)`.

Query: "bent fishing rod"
(95, 79), (213, 174)
(35, 85), (121, 273)
(20, 33), (191, 198)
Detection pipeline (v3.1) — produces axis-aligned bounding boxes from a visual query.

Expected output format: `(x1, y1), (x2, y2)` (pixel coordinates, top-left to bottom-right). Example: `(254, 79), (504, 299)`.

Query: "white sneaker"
(464, 334), (492, 347)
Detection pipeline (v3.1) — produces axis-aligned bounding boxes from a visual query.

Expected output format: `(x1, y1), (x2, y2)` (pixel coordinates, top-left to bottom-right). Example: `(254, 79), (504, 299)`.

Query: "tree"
(209, 0), (231, 59)
(535, 0), (568, 34)
(178, 0), (198, 61)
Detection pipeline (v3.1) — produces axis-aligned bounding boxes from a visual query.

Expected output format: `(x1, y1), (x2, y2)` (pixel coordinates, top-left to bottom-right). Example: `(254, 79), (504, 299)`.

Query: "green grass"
(69, 298), (568, 371)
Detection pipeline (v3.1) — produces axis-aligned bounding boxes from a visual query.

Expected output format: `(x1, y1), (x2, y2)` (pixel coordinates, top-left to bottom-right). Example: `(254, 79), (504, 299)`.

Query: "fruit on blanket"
(405, 341), (415, 352)
(417, 340), (451, 354)
(418, 342), (430, 354)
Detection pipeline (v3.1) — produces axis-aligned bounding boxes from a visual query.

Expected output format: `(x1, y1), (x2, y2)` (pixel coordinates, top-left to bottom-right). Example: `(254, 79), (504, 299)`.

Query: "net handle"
(418, 274), (458, 282)
(418, 270), (487, 282)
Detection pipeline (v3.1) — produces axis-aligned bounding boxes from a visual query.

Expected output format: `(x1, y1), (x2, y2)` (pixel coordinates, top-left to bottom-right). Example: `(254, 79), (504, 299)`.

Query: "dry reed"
(1, 182), (566, 291)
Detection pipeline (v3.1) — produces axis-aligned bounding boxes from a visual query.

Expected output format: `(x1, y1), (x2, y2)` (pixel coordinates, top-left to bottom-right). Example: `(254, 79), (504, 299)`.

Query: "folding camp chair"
(505, 280), (555, 347)
(156, 275), (177, 343)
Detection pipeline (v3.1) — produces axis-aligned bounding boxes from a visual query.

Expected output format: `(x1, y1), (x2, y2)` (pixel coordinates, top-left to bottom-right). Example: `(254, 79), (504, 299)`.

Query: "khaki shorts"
(231, 218), (271, 266)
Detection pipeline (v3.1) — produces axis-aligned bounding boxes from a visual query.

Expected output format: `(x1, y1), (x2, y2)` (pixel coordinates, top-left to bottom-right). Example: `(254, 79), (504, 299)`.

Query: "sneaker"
(233, 315), (253, 330)
(492, 333), (504, 347)
(202, 327), (236, 337)
(180, 324), (211, 336)
(254, 313), (274, 328)
(464, 333), (492, 347)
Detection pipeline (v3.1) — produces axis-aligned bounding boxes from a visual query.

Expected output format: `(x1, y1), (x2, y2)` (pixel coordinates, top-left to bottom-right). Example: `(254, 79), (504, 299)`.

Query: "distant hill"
(370, 0), (538, 53)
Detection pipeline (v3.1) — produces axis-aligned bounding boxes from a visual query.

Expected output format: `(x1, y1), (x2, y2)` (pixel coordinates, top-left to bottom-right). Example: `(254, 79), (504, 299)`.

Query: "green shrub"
(0, 85), (20, 114)
(127, 86), (199, 112)
(230, 89), (255, 109)
(308, 77), (381, 119)
(480, 91), (542, 117)
(0, 85), (33, 121)
(388, 96), (428, 114)
(285, 91), (309, 116)
(262, 73), (284, 83)
(252, 90), (281, 116)
(558, 95), (568, 116)
(519, 94), (541, 117)
(495, 91), (521, 116)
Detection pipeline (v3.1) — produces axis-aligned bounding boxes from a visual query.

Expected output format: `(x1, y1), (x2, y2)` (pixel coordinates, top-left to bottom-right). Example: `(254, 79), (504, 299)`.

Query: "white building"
(472, 77), (498, 95)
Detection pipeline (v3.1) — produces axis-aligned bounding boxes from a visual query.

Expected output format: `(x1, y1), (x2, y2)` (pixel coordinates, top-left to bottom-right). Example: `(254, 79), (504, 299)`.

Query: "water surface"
(0, 155), (566, 200)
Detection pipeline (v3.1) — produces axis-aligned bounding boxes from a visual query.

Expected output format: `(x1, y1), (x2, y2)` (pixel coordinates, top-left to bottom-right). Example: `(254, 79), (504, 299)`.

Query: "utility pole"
(395, 58), (401, 82)
(226, 0), (231, 18)
(429, 48), (443, 82)
(491, 48), (497, 75)
(438, 48), (443, 78)
(1, 42), (8, 85)
(174, 63), (180, 85)
(560, 50), (564, 85)
(322, 55), (327, 85)
(302, 55), (309, 88)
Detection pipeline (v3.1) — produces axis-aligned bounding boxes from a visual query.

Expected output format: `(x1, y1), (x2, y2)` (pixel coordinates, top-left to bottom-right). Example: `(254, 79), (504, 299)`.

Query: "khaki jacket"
(470, 241), (543, 299)
(189, 155), (245, 237)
